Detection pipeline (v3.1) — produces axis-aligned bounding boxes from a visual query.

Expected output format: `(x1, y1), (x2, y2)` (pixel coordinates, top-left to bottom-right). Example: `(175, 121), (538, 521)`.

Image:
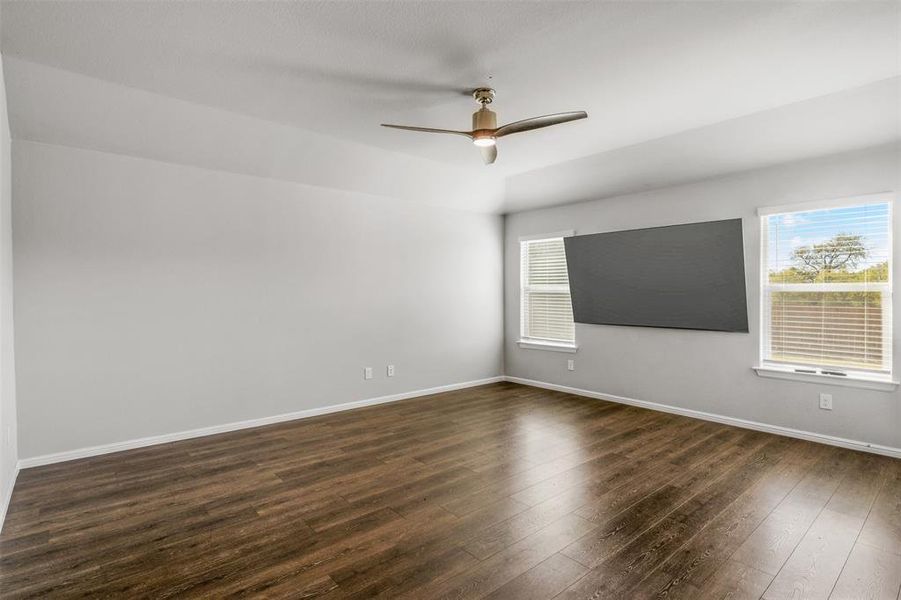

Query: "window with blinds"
(761, 197), (893, 379)
(521, 236), (575, 345)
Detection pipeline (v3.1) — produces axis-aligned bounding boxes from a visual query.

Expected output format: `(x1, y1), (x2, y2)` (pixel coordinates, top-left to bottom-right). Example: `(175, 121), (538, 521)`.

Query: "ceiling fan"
(381, 88), (587, 165)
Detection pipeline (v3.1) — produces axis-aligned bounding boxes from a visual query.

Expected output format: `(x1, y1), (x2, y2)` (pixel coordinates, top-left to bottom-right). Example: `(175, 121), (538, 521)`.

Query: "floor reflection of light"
(509, 411), (588, 493)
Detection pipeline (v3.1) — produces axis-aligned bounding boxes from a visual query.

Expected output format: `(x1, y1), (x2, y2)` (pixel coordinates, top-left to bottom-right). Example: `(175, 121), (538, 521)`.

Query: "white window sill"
(752, 365), (898, 392)
(517, 340), (578, 353)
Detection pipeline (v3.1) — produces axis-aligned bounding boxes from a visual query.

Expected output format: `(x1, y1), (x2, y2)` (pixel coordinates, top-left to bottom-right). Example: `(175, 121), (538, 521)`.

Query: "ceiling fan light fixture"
(380, 87), (587, 166)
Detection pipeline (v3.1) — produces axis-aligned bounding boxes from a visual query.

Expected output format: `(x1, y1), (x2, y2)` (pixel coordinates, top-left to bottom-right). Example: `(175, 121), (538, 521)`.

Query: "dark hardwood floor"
(1, 382), (899, 599)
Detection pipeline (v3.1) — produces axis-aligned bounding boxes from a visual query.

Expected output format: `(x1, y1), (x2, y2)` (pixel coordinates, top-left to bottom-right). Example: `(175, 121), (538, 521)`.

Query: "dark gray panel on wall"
(564, 219), (749, 332)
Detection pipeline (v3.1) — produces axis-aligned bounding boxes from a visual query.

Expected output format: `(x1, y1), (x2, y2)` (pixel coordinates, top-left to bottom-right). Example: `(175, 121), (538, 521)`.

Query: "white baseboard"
(17, 376), (504, 469)
(0, 463), (20, 535)
(15, 373), (898, 477)
(505, 376), (901, 460)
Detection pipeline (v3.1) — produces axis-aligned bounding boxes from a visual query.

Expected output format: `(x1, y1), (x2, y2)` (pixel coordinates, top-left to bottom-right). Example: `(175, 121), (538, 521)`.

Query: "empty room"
(0, 1), (899, 598)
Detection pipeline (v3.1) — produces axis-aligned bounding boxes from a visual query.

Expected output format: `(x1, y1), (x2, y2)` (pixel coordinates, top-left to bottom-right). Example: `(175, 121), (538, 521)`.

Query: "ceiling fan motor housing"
(472, 106), (497, 131)
(471, 88), (498, 147)
(471, 106), (497, 147)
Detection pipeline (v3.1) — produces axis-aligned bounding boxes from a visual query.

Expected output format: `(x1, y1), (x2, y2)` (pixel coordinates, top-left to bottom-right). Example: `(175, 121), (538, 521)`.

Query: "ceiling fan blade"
(381, 124), (472, 138)
(480, 144), (497, 165)
(494, 111), (588, 138)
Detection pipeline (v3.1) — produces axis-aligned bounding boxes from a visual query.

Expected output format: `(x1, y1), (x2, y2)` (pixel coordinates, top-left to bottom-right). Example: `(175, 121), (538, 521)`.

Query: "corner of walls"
(0, 48), (20, 532)
(499, 208), (508, 378)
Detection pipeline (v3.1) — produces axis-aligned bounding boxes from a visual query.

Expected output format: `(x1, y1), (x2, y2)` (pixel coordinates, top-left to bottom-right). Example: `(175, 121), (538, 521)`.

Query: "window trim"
(518, 230), (577, 351)
(757, 192), (894, 217)
(752, 364), (898, 391)
(519, 230), (575, 242)
(517, 339), (579, 353)
(756, 192), (895, 388)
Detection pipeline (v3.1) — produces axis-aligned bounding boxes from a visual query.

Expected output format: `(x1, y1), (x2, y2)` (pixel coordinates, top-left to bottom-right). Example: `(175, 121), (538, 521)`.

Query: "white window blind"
(761, 197), (893, 378)
(521, 237), (575, 344)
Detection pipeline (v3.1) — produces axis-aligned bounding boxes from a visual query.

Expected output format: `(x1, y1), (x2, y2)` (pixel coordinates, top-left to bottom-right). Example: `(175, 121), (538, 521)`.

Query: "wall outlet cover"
(819, 393), (833, 410)
(364, 367), (373, 380)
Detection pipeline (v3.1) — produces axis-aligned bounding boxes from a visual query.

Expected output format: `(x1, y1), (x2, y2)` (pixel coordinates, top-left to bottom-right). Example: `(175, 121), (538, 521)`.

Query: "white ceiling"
(506, 78), (901, 213)
(2, 0), (899, 178)
(2, 57), (508, 213)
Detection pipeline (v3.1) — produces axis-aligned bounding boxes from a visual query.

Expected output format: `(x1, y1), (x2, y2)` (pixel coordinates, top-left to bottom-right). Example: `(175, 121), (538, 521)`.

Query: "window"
(520, 234), (575, 349)
(759, 195), (893, 384)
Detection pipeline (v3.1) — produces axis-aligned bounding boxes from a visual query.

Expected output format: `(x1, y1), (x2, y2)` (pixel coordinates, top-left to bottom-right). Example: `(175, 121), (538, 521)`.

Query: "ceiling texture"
(1, 1), (899, 212)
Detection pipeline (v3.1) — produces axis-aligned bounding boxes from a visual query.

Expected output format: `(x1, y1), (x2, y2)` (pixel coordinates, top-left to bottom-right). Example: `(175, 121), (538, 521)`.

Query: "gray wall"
(13, 141), (504, 459)
(505, 145), (901, 449)
(0, 52), (17, 512)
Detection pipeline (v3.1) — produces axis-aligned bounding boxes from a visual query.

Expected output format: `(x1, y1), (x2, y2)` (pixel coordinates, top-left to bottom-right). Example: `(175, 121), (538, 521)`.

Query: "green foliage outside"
(768, 233), (887, 309)
(768, 233), (887, 284)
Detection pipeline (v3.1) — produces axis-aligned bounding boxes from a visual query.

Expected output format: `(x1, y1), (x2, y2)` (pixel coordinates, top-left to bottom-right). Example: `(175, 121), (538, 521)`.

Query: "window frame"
(755, 193), (897, 390)
(518, 231), (577, 352)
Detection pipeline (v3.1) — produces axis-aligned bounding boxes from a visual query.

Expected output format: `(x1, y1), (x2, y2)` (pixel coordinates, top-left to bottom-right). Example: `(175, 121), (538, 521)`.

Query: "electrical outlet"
(387, 364), (395, 377)
(363, 367), (373, 380)
(567, 359), (575, 371)
(819, 393), (833, 410)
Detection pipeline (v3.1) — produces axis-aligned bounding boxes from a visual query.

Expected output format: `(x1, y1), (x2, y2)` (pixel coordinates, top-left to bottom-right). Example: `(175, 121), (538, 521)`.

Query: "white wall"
(13, 140), (503, 459)
(505, 145), (901, 450)
(0, 52), (17, 518)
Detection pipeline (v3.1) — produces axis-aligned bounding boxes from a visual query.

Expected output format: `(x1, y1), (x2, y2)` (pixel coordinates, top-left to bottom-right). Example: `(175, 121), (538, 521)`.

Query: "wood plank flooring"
(0, 382), (899, 599)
